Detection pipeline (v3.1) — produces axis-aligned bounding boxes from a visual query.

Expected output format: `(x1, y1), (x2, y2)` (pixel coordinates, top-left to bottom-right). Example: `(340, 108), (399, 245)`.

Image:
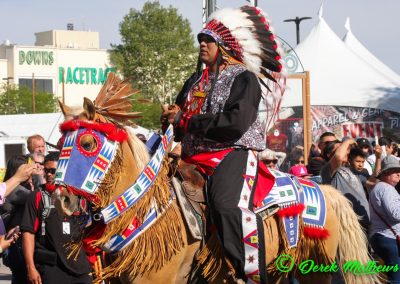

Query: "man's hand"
(27, 265), (42, 284)
(375, 144), (383, 159)
(15, 164), (35, 183)
(160, 104), (181, 126)
(0, 234), (17, 251)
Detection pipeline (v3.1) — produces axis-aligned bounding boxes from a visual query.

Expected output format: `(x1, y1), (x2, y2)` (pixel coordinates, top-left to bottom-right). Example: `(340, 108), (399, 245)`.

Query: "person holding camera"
(320, 139), (371, 232)
(1, 155), (40, 284)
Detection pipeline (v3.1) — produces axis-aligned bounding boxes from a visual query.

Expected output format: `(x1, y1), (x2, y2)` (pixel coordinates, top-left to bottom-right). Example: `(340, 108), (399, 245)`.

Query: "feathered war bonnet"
(198, 5), (285, 84)
(198, 5), (286, 128)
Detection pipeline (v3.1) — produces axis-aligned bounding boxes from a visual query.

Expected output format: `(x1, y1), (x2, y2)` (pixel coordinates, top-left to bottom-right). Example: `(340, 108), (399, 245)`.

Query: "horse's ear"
(83, 97), (96, 121)
(58, 100), (73, 117)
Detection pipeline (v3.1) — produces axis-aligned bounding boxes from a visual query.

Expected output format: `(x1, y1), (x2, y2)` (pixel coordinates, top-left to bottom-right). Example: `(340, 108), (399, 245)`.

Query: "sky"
(1, 0), (400, 74)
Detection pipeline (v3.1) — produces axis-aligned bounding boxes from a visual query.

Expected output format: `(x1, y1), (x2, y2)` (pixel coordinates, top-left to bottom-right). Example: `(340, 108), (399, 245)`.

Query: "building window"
(19, 78), (53, 93)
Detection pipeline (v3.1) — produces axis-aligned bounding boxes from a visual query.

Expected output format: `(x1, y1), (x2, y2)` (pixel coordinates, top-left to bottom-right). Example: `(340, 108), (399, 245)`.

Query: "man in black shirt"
(21, 153), (92, 284)
(161, 6), (284, 283)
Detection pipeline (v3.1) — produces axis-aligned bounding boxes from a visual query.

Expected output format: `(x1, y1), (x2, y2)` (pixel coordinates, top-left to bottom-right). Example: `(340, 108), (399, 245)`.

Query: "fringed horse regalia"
(52, 6), (380, 284)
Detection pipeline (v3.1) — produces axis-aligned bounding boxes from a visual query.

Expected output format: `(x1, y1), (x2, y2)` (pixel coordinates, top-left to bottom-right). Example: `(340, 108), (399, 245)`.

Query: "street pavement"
(0, 264), (11, 284)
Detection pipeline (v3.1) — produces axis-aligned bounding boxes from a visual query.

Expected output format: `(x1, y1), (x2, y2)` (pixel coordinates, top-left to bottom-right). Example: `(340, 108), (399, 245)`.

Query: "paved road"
(0, 265), (11, 284)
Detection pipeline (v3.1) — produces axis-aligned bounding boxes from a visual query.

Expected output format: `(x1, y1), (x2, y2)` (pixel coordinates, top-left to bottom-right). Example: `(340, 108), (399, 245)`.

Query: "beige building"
(0, 29), (115, 106)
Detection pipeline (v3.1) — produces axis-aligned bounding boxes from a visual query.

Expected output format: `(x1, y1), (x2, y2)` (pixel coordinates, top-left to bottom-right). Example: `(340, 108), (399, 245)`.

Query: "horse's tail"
(320, 185), (381, 284)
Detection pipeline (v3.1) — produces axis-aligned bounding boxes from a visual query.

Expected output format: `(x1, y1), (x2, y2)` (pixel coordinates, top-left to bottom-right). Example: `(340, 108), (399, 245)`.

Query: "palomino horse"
(52, 75), (379, 284)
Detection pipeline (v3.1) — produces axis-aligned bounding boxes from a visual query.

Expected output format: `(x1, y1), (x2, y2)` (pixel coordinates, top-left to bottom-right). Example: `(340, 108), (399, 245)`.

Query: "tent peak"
(318, 1), (324, 19)
(344, 17), (351, 32)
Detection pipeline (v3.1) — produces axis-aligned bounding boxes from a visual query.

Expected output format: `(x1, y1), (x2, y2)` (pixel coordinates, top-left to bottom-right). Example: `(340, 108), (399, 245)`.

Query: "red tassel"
(66, 185), (100, 204)
(83, 225), (106, 254)
(59, 120), (128, 142)
(277, 203), (305, 217)
(303, 226), (330, 240)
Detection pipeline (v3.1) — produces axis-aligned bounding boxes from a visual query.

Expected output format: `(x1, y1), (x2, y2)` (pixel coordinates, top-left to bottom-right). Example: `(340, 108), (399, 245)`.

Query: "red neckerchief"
(45, 183), (57, 194)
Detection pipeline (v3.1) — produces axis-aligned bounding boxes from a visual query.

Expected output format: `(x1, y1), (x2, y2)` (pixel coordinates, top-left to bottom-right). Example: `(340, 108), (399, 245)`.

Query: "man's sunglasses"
(44, 168), (56, 174)
(264, 159), (278, 164)
(198, 34), (215, 44)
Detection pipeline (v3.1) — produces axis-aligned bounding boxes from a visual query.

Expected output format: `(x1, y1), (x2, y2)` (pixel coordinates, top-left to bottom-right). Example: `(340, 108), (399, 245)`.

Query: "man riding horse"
(161, 6), (284, 283)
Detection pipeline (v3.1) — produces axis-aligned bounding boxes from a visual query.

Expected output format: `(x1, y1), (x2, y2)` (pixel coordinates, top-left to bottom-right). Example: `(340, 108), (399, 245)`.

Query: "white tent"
(281, 8), (400, 113)
(343, 18), (400, 84)
(0, 113), (64, 145)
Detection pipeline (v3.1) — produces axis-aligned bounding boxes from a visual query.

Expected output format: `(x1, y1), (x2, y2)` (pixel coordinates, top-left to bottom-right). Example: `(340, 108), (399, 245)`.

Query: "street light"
(246, 0), (258, 6)
(284, 17), (312, 45)
(2, 77), (13, 85)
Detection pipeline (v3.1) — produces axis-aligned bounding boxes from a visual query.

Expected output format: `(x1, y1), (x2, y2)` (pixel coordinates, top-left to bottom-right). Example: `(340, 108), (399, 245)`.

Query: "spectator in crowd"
(43, 152), (59, 185)
(369, 155), (400, 283)
(30, 152), (45, 189)
(22, 152), (92, 284)
(305, 132), (339, 176)
(321, 139), (370, 232)
(391, 142), (399, 159)
(27, 135), (46, 154)
(356, 138), (373, 175)
(280, 146), (303, 173)
(259, 149), (279, 170)
(357, 138), (372, 156)
(348, 147), (381, 196)
(307, 144), (321, 163)
(320, 139), (344, 181)
(2, 155), (37, 284)
(306, 144), (324, 179)
(288, 148), (309, 177)
(317, 132), (338, 156)
(307, 158), (325, 177)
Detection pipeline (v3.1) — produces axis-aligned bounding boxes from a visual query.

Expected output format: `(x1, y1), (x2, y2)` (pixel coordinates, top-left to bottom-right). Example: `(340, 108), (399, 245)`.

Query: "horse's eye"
(82, 142), (92, 151)
(79, 134), (98, 153)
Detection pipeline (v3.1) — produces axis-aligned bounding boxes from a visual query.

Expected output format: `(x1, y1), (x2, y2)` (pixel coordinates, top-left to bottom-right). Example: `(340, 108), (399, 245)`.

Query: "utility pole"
(203, 0), (216, 25)
(283, 16), (312, 44)
(2, 77), (13, 114)
(247, 0), (258, 6)
(32, 73), (36, 113)
(62, 68), (65, 104)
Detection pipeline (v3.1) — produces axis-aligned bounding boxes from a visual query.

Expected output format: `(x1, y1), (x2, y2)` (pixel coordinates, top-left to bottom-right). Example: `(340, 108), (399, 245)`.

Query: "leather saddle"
(167, 149), (206, 214)
(175, 160), (206, 216)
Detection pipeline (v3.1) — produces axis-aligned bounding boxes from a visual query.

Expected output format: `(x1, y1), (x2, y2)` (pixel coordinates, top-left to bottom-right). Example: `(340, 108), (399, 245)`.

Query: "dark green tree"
(111, 1), (198, 106)
(0, 84), (58, 114)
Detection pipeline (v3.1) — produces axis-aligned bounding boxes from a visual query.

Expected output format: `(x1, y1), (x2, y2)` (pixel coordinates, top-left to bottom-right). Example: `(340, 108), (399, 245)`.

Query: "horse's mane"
(93, 133), (184, 280)
(87, 73), (184, 280)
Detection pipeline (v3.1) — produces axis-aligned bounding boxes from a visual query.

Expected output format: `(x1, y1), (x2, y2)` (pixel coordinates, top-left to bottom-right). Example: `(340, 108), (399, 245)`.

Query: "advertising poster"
(273, 106), (400, 149)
